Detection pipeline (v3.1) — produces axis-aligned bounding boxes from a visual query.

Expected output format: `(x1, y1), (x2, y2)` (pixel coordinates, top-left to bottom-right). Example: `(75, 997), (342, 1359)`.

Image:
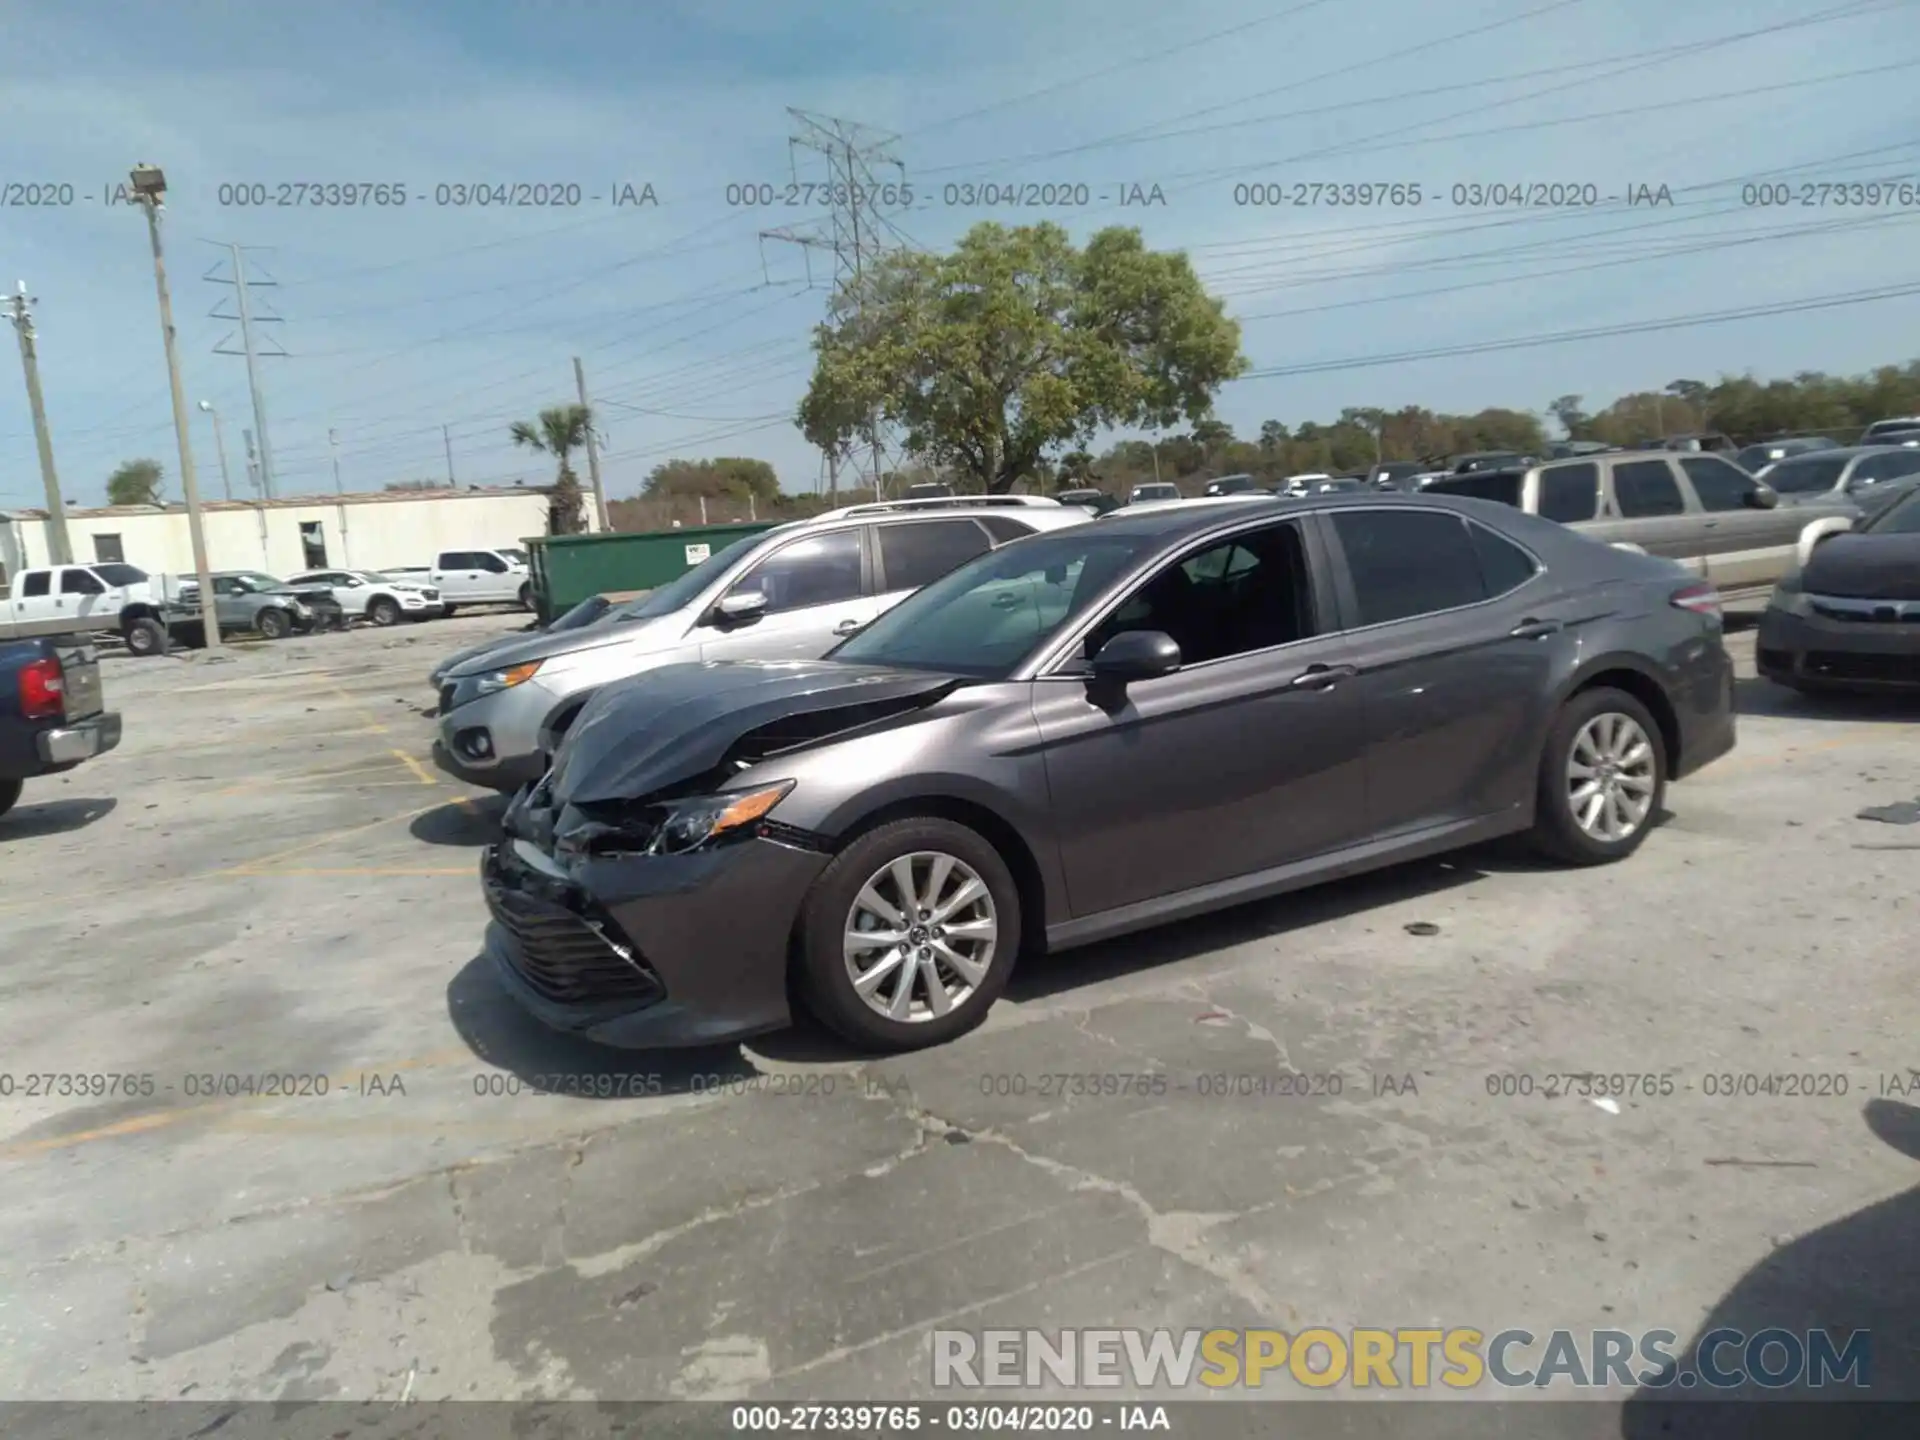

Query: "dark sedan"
(1757, 481), (1920, 693)
(482, 494), (1737, 1052)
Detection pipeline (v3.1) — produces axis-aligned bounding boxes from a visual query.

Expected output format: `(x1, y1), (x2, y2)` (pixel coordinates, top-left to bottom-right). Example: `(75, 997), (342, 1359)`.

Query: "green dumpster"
(525, 521), (778, 624)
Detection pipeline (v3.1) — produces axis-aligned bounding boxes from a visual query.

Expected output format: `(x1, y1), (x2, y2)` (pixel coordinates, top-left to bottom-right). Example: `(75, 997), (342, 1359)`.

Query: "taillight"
(1671, 582), (1723, 620)
(19, 656), (65, 719)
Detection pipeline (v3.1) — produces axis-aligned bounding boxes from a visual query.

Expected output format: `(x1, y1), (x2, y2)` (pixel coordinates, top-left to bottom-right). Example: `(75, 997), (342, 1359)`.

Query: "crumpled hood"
(549, 658), (961, 806)
(1801, 533), (1920, 600)
(446, 615), (655, 677)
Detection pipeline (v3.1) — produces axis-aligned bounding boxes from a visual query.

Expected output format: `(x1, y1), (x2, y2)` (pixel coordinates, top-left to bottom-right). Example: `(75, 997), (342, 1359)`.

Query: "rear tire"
(256, 607), (291, 640)
(0, 777), (21, 820)
(368, 596), (402, 627)
(1527, 686), (1667, 866)
(123, 617), (165, 657)
(796, 817), (1021, 1053)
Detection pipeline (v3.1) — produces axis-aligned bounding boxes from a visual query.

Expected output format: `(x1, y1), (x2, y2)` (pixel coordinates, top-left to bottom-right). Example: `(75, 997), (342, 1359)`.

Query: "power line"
(1234, 279), (1920, 381)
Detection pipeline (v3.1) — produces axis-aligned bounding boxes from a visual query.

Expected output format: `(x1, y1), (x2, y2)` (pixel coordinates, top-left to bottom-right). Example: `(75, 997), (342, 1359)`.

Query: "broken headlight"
(646, 780), (795, 857)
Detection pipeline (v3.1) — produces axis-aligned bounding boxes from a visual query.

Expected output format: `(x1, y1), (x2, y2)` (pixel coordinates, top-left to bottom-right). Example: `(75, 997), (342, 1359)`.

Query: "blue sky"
(2, 0), (1917, 508)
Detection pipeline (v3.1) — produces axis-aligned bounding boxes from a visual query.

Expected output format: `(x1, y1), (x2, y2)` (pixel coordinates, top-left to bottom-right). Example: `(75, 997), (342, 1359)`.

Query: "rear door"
(1321, 506), (1574, 839)
(1597, 456), (1706, 574)
(9, 570), (59, 634)
(1674, 454), (1792, 590)
(696, 526), (874, 661)
(870, 517), (996, 620)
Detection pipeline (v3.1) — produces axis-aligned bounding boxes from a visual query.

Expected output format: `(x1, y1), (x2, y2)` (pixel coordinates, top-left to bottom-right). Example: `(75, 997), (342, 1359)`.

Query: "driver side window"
(213, 577), (243, 596)
(724, 530), (864, 615)
(1084, 522), (1315, 666)
(475, 553), (508, 573)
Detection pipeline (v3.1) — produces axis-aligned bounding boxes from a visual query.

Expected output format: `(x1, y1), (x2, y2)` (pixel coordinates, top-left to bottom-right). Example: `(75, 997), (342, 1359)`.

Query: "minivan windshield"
(1765, 455), (1848, 495)
(603, 531), (773, 623)
(831, 529), (1154, 678)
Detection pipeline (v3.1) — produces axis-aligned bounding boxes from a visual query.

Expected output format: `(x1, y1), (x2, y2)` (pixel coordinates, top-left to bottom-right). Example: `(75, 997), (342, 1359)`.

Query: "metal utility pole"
(207, 243), (285, 499)
(329, 427), (343, 494)
(198, 400), (234, 501)
(130, 164), (221, 652)
(572, 356), (610, 531)
(442, 423), (456, 486)
(760, 109), (909, 498)
(5, 283), (72, 564)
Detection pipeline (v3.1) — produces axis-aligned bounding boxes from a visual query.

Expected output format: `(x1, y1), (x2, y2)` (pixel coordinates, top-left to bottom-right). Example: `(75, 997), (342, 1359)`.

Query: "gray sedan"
(483, 493), (1737, 1052)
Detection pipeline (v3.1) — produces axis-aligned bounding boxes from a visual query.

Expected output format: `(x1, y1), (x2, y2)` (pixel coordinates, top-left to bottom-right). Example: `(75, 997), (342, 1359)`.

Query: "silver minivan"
(1421, 448), (1859, 593)
(432, 497), (1088, 791)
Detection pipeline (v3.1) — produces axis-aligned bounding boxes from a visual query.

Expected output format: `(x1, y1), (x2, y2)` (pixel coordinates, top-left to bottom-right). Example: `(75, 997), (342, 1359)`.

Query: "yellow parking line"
(0, 1046), (478, 1159)
(393, 749), (440, 786)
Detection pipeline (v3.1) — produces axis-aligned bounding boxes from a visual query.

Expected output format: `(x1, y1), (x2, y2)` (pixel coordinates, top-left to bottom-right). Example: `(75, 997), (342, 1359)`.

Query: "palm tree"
(509, 404), (592, 533)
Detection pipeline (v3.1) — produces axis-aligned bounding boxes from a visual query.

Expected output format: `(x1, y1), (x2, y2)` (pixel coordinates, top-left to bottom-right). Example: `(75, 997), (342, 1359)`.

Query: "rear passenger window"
(1332, 510), (1487, 626)
(1537, 463), (1599, 522)
(1611, 461), (1686, 517)
(1468, 523), (1538, 597)
(877, 519), (993, 592)
(22, 571), (50, 598)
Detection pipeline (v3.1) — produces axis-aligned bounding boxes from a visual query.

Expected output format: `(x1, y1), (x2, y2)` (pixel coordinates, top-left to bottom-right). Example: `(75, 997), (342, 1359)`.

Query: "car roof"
(1089, 488), (1556, 539)
(1769, 444), (1911, 463)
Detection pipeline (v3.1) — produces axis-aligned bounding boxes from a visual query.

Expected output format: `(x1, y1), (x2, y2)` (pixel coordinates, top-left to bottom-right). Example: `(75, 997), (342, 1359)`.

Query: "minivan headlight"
(647, 781), (794, 856)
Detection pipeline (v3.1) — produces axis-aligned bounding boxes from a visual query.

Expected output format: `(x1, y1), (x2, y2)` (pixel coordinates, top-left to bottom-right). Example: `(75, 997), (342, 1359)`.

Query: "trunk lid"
(51, 638), (103, 720)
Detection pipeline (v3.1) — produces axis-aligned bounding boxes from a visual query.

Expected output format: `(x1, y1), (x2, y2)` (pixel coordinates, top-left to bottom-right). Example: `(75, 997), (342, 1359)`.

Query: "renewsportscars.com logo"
(931, 1327), (1872, 1392)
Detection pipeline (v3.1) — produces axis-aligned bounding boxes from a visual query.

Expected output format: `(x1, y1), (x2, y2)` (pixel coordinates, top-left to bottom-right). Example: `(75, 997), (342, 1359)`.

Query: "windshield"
(92, 563), (148, 587)
(231, 571), (285, 589)
(830, 529), (1155, 679)
(603, 532), (772, 622)
(498, 548), (527, 564)
(1765, 456), (1848, 494)
(548, 595), (613, 631)
(1862, 485), (1920, 533)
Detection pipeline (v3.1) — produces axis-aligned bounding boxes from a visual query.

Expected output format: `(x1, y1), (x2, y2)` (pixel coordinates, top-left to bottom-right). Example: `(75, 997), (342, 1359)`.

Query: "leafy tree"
(509, 404), (591, 533)
(1258, 419), (1288, 453)
(799, 222), (1247, 493)
(1548, 394), (1589, 439)
(107, 458), (164, 506)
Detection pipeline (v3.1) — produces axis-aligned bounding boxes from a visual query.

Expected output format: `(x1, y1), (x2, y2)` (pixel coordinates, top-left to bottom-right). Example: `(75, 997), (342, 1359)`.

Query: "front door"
(1598, 457), (1705, 575)
(1674, 454), (1794, 590)
(59, 567), (111, 626)
(1319, 506), (1573, 840)
(1032, 517), (1371, 919)
(697, 526), (878, 663)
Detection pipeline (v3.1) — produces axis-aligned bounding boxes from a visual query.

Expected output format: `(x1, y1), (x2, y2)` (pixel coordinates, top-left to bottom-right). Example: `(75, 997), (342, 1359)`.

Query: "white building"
(0, 486), (596, 582)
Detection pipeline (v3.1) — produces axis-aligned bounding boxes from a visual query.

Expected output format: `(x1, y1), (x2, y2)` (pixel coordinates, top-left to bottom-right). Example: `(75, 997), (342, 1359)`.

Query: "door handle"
(1289, 663), (1356, 691)
(833, 618), (862, 635)
(1509, 618), (1562, 639)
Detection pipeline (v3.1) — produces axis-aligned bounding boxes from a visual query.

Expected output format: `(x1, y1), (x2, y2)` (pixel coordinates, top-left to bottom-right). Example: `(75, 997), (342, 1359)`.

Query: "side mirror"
(711, 590), (768, 624)
(1796, 516), (1854, 569)
(1089, 630), (1181, 682)
(1744, 486), (1779, 509)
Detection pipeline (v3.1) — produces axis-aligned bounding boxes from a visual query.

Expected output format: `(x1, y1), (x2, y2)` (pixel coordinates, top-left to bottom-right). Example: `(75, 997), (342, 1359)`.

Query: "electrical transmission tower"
(760, 109), (912, 500)
(204, 243), (286, 499)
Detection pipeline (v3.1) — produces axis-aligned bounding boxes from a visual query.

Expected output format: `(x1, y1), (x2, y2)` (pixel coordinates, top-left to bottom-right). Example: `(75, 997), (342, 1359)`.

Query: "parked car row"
(439, 489), (1745, 1056)
(0, 546), (534, 656)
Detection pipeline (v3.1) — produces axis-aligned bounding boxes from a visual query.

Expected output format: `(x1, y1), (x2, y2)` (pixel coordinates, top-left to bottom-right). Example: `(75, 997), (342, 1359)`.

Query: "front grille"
(1810, 599), (1920, 624)
(1805, 651), (1920, 684)
(1756, 647), (1794, 672)
(485, 853), (663, 1005)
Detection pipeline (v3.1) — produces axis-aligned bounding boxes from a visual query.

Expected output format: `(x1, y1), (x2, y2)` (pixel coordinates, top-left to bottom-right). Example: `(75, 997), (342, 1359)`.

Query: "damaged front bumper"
(479, 827), (832, 1048)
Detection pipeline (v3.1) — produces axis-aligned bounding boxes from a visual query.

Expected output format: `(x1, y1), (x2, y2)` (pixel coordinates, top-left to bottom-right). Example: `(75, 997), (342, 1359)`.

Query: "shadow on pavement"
(0, 795), (117, 838)
(445, 953), (758, 1097)
(410, 793), (508, 846)
(1620, 1098), (1920, 1438)
(1735, 675), (1920, 722)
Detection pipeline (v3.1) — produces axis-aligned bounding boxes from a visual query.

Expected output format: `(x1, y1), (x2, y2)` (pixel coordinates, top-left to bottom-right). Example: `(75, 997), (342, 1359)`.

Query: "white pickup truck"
(385, 548), (532, 613)
(0, 563), (175, 655)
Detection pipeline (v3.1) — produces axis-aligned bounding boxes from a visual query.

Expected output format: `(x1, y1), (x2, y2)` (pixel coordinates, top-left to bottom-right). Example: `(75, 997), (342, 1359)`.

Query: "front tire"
(442, 605), (458, 618)
(256, 607), (291, 640)
(123, 617), (165, 657)
(368, 596), (402, 626)
(0, 777), (21, 820)
(1527, 686), (1667, 866)
(796, 817), (1021, 1052)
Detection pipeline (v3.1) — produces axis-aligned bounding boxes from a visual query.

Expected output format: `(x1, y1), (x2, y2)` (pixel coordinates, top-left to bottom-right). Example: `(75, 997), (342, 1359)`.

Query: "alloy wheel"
(842, 851), (998, 1023)
(1566, 712), (1656, 842)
